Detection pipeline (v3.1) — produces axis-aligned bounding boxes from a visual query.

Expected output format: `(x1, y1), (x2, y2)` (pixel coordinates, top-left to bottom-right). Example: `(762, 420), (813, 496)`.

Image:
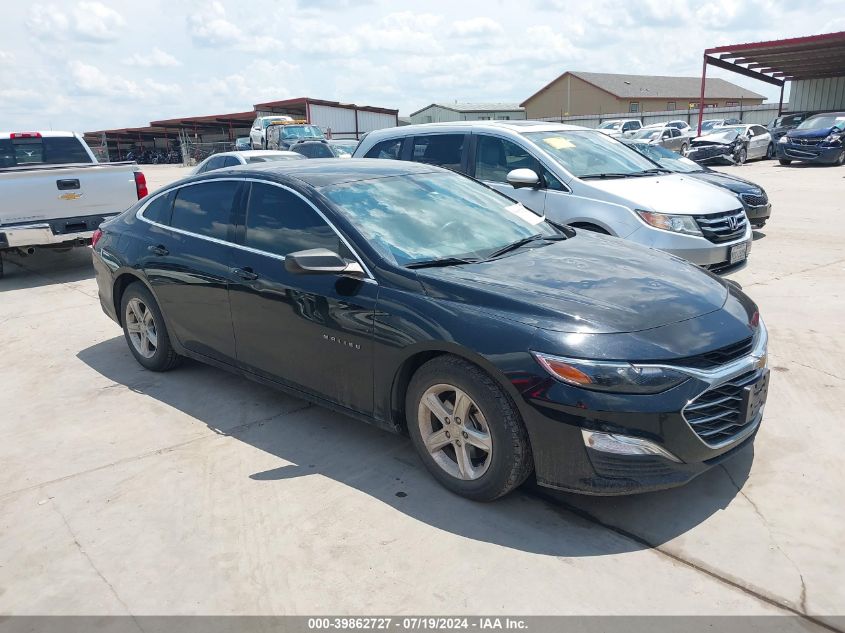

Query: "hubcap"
(417, 384), (493, 481)
(125, 298), (158, 359)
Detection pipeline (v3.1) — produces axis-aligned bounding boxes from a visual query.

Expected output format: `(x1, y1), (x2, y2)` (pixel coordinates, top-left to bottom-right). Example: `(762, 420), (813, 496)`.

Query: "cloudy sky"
(1, 0), (841, 132)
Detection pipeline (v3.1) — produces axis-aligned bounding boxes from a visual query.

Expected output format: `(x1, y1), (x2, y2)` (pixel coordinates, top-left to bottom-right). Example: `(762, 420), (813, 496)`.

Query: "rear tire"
(120, 282), (181, 372)
(779, 159), (792, 165)
(406, 356), (533, 501)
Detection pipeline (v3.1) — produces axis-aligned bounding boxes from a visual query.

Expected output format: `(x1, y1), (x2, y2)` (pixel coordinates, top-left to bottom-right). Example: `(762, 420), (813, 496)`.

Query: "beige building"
(408, 102), (525, 124)
(521, 71), (766, 119)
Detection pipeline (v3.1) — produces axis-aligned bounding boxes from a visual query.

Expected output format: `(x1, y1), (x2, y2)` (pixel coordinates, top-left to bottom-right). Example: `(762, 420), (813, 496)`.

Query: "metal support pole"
(697, 55), (708, 135)
(778, 83), (785, 116)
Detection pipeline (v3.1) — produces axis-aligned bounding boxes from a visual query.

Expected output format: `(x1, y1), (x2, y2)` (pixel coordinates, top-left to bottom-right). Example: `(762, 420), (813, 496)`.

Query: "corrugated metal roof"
(409, 102), (524, 116)
(570, 71), (766, 99)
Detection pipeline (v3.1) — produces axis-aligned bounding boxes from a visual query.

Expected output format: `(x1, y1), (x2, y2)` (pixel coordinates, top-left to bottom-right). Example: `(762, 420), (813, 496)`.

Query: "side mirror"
(284, 248), (364, 277)
(507, 168), (540, 189)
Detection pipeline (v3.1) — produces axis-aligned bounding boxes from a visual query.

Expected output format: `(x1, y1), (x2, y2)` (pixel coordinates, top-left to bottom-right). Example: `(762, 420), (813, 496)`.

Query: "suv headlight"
(636, 211), (702, 236)
(823, 133), (842, 144)
(778, 135), (789, 144)
(532, 352), (689, 394)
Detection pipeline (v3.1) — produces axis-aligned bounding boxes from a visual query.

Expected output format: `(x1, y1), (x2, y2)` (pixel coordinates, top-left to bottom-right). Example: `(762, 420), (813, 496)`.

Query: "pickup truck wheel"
(120, 282), (180, 371)
(406, 356), (533, 501)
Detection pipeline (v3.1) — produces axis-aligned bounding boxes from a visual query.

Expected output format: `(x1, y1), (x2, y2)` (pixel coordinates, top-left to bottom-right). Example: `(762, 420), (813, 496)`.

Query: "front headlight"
(532, 352), (689, 394)
(778, 135), (789, 144)
(823, 133), (841, 144)
(636, 210), (702, 236)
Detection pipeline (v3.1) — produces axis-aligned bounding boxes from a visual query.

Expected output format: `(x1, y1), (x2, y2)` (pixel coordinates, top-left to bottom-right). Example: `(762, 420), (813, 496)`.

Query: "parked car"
(354, 121), (752, 271)
(290, 140), (336, 159)
(767, 111), (818, 141)
(92, 159), (769, 500)
(687, 125), (773, 165)
(699, 118), (742, 135)
(0, 131), (146, 278)
(665, 120), (694, 137)
(776, 112), (845, 166)
(628, 125), (689, 154)
(192, 150), (303, 174)
(234, 137), (251, 151)
(266, 123), (326, 151)
(597, 119), (642, 138)
(327, 139), (359, 158)
(623, 140), (771, 228)
(249, 115), (294, 149)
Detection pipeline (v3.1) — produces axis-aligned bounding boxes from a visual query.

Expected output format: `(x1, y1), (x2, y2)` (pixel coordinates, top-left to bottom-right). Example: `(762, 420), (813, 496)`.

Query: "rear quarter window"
(142, 191), (176, 225)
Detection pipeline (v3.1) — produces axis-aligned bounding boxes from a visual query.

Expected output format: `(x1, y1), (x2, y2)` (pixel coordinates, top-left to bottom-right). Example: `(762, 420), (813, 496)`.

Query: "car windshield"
(321, 171), (558, 266)
(330, 143), (355, 157)
(700, 121), (720, 132)
(599, 122), (622, 130)
(246, 154), (303, 163)
(279, 125), (325, 139)
(797, 115), (845, 130)
(523, 130), (658, 178)
(626, 142), (702, 173)
(631, 128), (662, 140)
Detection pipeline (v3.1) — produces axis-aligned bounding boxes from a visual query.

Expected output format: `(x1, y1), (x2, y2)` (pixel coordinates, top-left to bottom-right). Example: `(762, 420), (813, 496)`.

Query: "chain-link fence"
(178, 135), (238, 167)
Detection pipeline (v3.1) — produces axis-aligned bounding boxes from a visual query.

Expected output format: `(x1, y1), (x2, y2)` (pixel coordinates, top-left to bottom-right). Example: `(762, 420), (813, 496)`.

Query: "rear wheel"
(120, 282), (181, 372)
(779, 159), (792, 165)
(406, 356), (533, 501)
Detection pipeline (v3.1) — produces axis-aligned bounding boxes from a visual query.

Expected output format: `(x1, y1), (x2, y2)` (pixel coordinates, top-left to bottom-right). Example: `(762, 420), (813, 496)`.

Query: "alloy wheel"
(125, 297), (158, 359)
(417, 384), (493, 481)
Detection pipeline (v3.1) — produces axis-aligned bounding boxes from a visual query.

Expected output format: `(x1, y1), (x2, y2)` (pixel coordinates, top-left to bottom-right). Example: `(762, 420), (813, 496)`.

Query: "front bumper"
(0, 214), (117, 249)
(777, 141), (842, 163)
(743, 202), (771, 225)
(687, 144), (735, 164)
(523, 322), (768, 495)
(625, 222), (752, 268)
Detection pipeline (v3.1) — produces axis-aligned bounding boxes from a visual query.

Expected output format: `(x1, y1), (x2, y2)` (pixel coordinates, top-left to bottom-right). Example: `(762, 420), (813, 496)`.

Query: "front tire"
(406, 356), (533, 501)
(835, 150), (845, 166)
(779, 158), (792, 165)
(120, 282), (181, 372)
(680, 143), (688, 155)
(736, 147), (747, 165)
(766, 143), (774, 159)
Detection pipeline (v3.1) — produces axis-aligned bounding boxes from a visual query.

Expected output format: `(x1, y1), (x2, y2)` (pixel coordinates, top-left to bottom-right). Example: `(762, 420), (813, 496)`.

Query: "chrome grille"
(683, 369), (766, 447)
(740, 192), (768, 207)
(791, 138), (820, 146)
(694, 209), (747, 243)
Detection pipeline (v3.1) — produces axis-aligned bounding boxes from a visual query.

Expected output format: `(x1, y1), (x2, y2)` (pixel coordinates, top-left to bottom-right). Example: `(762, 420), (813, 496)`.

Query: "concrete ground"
(0, 162), (843, 624)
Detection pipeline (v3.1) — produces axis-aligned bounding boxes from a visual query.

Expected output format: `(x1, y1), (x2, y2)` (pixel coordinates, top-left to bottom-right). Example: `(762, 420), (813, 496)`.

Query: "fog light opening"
(582, 429), (682, 463)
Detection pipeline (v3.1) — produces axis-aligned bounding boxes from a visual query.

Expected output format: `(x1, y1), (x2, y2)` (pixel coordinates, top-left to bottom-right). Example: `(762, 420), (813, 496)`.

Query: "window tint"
(0, 136), (93, 166)
(201, 156), (225, 173)
(364, 138), (402, 159)
(292, 143), (334, 158)
(475, 136), (536, 183)
(752, 126), (768, 136)
(671, 129), (681, 137)
(171, 181), (239, 240)
(244, 183), (342, 257)
(143, 191), (176, 225)
(411, 134), (464, 171)
(221, 155), (241, 167)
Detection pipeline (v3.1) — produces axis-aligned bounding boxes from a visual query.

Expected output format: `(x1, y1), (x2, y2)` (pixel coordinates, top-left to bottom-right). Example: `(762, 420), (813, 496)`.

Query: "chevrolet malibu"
(92, 160), (769, 501)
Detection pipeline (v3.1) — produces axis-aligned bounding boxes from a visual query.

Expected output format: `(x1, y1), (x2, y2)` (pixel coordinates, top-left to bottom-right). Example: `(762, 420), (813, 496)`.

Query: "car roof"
(217, 158), (442, 188)
(362, 120), (589, 143)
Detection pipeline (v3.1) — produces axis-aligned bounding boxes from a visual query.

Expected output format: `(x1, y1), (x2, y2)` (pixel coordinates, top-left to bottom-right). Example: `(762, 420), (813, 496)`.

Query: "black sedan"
(623, 140), (772, 228)
(91, 160), (769, 500)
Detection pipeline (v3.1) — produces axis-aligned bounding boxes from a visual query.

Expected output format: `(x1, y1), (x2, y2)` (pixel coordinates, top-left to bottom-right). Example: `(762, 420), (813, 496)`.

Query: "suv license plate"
(730, 241), (749, 264)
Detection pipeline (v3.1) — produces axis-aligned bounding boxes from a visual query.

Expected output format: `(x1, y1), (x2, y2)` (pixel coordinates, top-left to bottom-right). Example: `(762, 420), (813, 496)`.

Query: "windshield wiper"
(579, 172), (634, 179)
(487, 233), (569, 259)
(636, 167), (672, 175)
(406, 256), (482, 269)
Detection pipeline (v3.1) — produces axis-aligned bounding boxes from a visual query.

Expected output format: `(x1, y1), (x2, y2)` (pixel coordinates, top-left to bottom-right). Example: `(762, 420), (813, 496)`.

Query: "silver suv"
(353, 121), (752, 270)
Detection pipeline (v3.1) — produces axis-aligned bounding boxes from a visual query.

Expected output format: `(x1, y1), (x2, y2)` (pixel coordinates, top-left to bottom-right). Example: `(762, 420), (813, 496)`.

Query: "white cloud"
(357, 12), (442, 52)
(0, 50), (15, 63)
(26, 4), (70, 32)
(72, 2), (126, 41)
(124, 47), (181, 68)
(187, 1), (245, 46)
(449, 17), (504, 38)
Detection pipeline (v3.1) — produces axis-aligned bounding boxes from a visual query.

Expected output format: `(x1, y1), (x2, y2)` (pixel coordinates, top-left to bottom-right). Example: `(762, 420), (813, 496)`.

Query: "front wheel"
(779, 158), (792, 165)
(835, 150), (845, 166)
(735, 147), (747, 165)
(680, 143), (688, 155)
(406, 356), (533, 501)
(766, 143), (774, 159)
(120, 282), (181, 372)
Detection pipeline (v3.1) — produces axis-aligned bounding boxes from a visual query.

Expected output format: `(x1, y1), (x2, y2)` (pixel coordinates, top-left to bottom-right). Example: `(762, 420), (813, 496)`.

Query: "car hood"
(787, 126), (837, 140)
(686, 170), (762, 195)
(416, 232), (729, 334)
(692, 131), (739, 145)
(584, 172), (740, 214)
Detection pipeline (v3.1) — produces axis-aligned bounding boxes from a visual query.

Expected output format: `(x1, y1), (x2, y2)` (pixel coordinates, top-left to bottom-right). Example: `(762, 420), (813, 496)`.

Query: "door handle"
(231, 267), (259, 281)
(148, 244), (168, 256)
(56, 178), (80, 190)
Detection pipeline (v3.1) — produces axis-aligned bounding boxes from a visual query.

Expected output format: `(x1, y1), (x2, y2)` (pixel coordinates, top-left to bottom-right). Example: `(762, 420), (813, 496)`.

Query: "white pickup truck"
(0, 131), (147, 278)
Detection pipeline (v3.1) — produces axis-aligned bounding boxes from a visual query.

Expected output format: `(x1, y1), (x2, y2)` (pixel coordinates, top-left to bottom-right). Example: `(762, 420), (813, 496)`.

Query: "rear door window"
(364, 138), (403, 159)
(143, 190), (176, 225)
(410, 134), (465, 171)
(171, 181), (240, 240)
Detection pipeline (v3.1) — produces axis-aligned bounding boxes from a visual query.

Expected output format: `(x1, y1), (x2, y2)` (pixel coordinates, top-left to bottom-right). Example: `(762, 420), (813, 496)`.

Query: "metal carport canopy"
(697, 31), (845, 132)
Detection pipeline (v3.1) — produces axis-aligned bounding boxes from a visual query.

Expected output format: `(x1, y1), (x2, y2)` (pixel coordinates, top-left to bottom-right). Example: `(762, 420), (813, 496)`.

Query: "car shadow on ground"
(77, 336), (752, 558)
(0, 248), (94, 290)
(752, 230), (767, 241)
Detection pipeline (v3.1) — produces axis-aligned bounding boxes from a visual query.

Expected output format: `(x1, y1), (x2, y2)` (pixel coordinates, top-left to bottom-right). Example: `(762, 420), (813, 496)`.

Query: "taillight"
(91, 228), (103, 248)
(10, 132), (42, 139)
(134, 171), (148, 199)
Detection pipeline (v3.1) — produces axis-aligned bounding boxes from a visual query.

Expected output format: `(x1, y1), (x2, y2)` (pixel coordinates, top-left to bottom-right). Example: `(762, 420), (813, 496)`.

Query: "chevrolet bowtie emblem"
(59, 192), (83, 200)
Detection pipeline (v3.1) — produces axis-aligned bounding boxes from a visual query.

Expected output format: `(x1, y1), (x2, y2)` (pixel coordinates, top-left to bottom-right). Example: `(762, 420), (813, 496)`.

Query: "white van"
(353, 121), (752, 270)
